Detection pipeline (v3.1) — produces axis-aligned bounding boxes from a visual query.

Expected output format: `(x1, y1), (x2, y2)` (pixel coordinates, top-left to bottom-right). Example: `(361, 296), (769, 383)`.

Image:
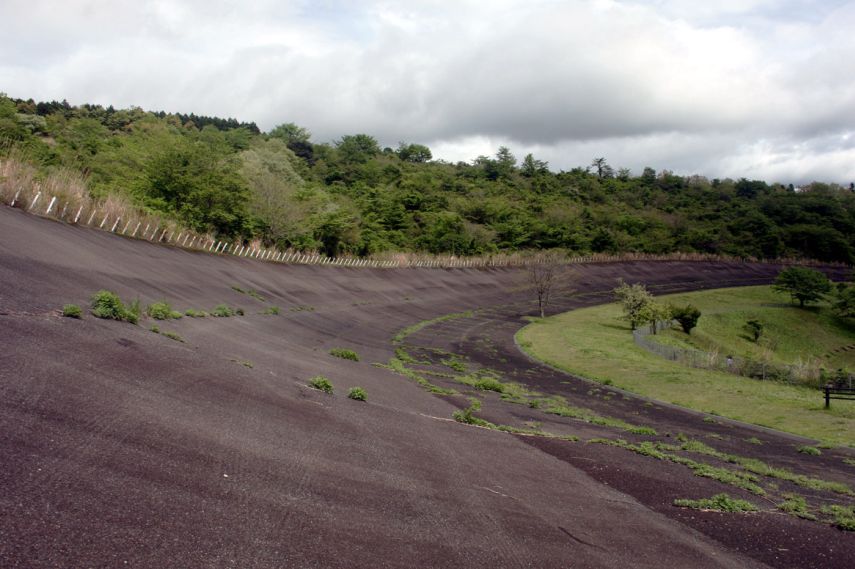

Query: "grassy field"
(517, 286), (855, 446)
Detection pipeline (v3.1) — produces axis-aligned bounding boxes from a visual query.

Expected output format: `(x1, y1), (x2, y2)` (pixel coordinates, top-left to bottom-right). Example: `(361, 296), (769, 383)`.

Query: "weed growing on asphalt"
(453, 399), (497, 428)
(162, 331), (184, 343)
(778, 494), (817, 520)
(149, 325), (160, 334)
(231, 359), (253, 369)
(309, 375), (333, 394)
(844, 458), (855, 467)
(290, 305), (315, 312)
(261, 306), (280, 315)
(821, 505), (855, 531)
(231, 285), (265, 302)
(212, 304), (235, 317)
(147, 301), (183, 320)
(674, 494), (758, 513)
(347, 387), (367, 401)
(745, 437), (763, 445)
(184, 309), (208, 317)
(330, 348), (360, 361)
(62, 304), (82, 318)
(90, 290), (138, 324)
(798, 445), (822, 456)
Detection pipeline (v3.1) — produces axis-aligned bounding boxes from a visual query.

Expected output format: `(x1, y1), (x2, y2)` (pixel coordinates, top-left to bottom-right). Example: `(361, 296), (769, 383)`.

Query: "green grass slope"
(517, 286), (855, 445)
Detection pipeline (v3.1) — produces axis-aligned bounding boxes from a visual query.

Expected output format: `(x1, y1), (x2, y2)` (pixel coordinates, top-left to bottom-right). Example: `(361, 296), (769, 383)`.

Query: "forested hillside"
(2, 94), (854, 262)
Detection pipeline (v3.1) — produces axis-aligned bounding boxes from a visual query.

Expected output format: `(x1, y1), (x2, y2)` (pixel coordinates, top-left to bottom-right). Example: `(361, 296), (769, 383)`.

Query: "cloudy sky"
(2, 0), (855, 183)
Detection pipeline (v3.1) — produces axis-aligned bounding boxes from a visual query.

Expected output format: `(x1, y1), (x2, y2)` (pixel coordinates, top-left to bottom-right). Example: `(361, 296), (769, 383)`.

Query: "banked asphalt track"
(1, 205), (854, 568)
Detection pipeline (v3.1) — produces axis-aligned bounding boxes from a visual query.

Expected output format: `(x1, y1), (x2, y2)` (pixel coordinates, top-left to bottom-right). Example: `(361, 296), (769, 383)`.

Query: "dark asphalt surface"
(1, 206), (852, 568)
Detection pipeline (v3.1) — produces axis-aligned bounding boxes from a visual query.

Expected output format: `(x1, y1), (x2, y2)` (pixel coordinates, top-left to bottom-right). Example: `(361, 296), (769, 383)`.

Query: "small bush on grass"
(330, 348), (360, 361)
(798, 445), (822, 456)
(212, 304), (235, 317)
(147, 301), (183, 320)
(62, 304), (82, 318)
(674, 493), (758, 513)
(309, 375), (333, 394)
(91, 290), (138, 324)
(348, 387), (367, 401)
(671, 304), (701, 334)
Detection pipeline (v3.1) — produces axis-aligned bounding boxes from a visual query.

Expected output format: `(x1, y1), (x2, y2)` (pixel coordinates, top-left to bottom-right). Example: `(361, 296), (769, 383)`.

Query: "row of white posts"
(10, 188), (760, 269)
(11, 189), (506, 269)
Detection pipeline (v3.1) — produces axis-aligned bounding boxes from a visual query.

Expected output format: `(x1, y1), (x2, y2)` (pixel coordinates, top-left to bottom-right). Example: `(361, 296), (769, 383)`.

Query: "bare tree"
(527, 254), (572, 318)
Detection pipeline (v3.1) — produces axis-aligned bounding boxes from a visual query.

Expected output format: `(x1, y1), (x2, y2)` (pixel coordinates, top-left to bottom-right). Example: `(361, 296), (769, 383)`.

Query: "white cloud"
(2, 0), (855, 183)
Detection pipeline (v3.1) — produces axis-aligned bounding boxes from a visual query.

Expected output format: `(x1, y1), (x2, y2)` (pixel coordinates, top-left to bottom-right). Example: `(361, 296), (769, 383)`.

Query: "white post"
(99, 214), (109, 228)
(111, 217), (121, 232)
(208, 240), (215, 251)
(60, 202), (68, 218)
(122, 220), (132, 234)
(28, 191), (42, 211)
(45, 196), (57, 215)
(132, 221), (141, 237)
(10, 190), (20, 207)
(167, 231), (174, 242)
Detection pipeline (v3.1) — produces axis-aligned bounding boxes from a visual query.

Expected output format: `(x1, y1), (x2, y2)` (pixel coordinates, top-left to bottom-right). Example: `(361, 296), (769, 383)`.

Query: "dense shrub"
(347, 387), (367, 401)
(147, 301), (183, 320)
(62, 304), (82, 318)
(671, 304), (701, 334)
(212, 304), (235, 317)
(329, 348), (360, 361)
(308, 375), (333, 394)
(90, 290), (138, 324)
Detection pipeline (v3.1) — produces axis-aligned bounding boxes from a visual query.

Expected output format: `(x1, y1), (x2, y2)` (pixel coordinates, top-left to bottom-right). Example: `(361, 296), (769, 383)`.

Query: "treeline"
(1, 93), (854, 262)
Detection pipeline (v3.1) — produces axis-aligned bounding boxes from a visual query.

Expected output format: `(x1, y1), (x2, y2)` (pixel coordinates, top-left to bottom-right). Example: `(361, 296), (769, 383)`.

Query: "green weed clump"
(674, 494), (758, 513)
(150, 325), (160, 334)
(821, 505), (855, 531)
(184, 309), (208, 317)
(778, 494), (817, 520)
(452, 399), (496, 428)
(262, 306), (280, 315)
(212, 304), (235, 317)
(309, 375), (333, 394)
(347, 387), (367, 401)
(90, 290), (139, 324)
(62, 304), (82, 318)
(162, 331), (184, 343)
(147, 301), (183, 320)
(798, 445), (822, 456)
(330, 348), (360, 361)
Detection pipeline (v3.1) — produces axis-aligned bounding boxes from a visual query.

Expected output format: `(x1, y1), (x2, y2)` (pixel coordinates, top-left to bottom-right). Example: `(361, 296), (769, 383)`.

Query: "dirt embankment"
(1, 206), (852, 568)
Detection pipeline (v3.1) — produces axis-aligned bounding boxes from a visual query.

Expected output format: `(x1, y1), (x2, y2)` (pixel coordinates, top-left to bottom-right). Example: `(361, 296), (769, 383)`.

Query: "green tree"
(645, 302), (672, 335)
(834, 286), (855, 318)
(521, 153), (548, 177)
(613, 281), (653, 331)
(671, 304), (701, 334)
(397, 142), (432, 163)
(269, 122), (311, 144)
(772, 267), (831, 307)
(335, 134), (380, 164)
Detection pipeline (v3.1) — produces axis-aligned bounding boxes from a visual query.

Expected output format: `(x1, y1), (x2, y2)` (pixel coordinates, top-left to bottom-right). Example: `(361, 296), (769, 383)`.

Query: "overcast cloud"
(2, 0), (854, 183)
